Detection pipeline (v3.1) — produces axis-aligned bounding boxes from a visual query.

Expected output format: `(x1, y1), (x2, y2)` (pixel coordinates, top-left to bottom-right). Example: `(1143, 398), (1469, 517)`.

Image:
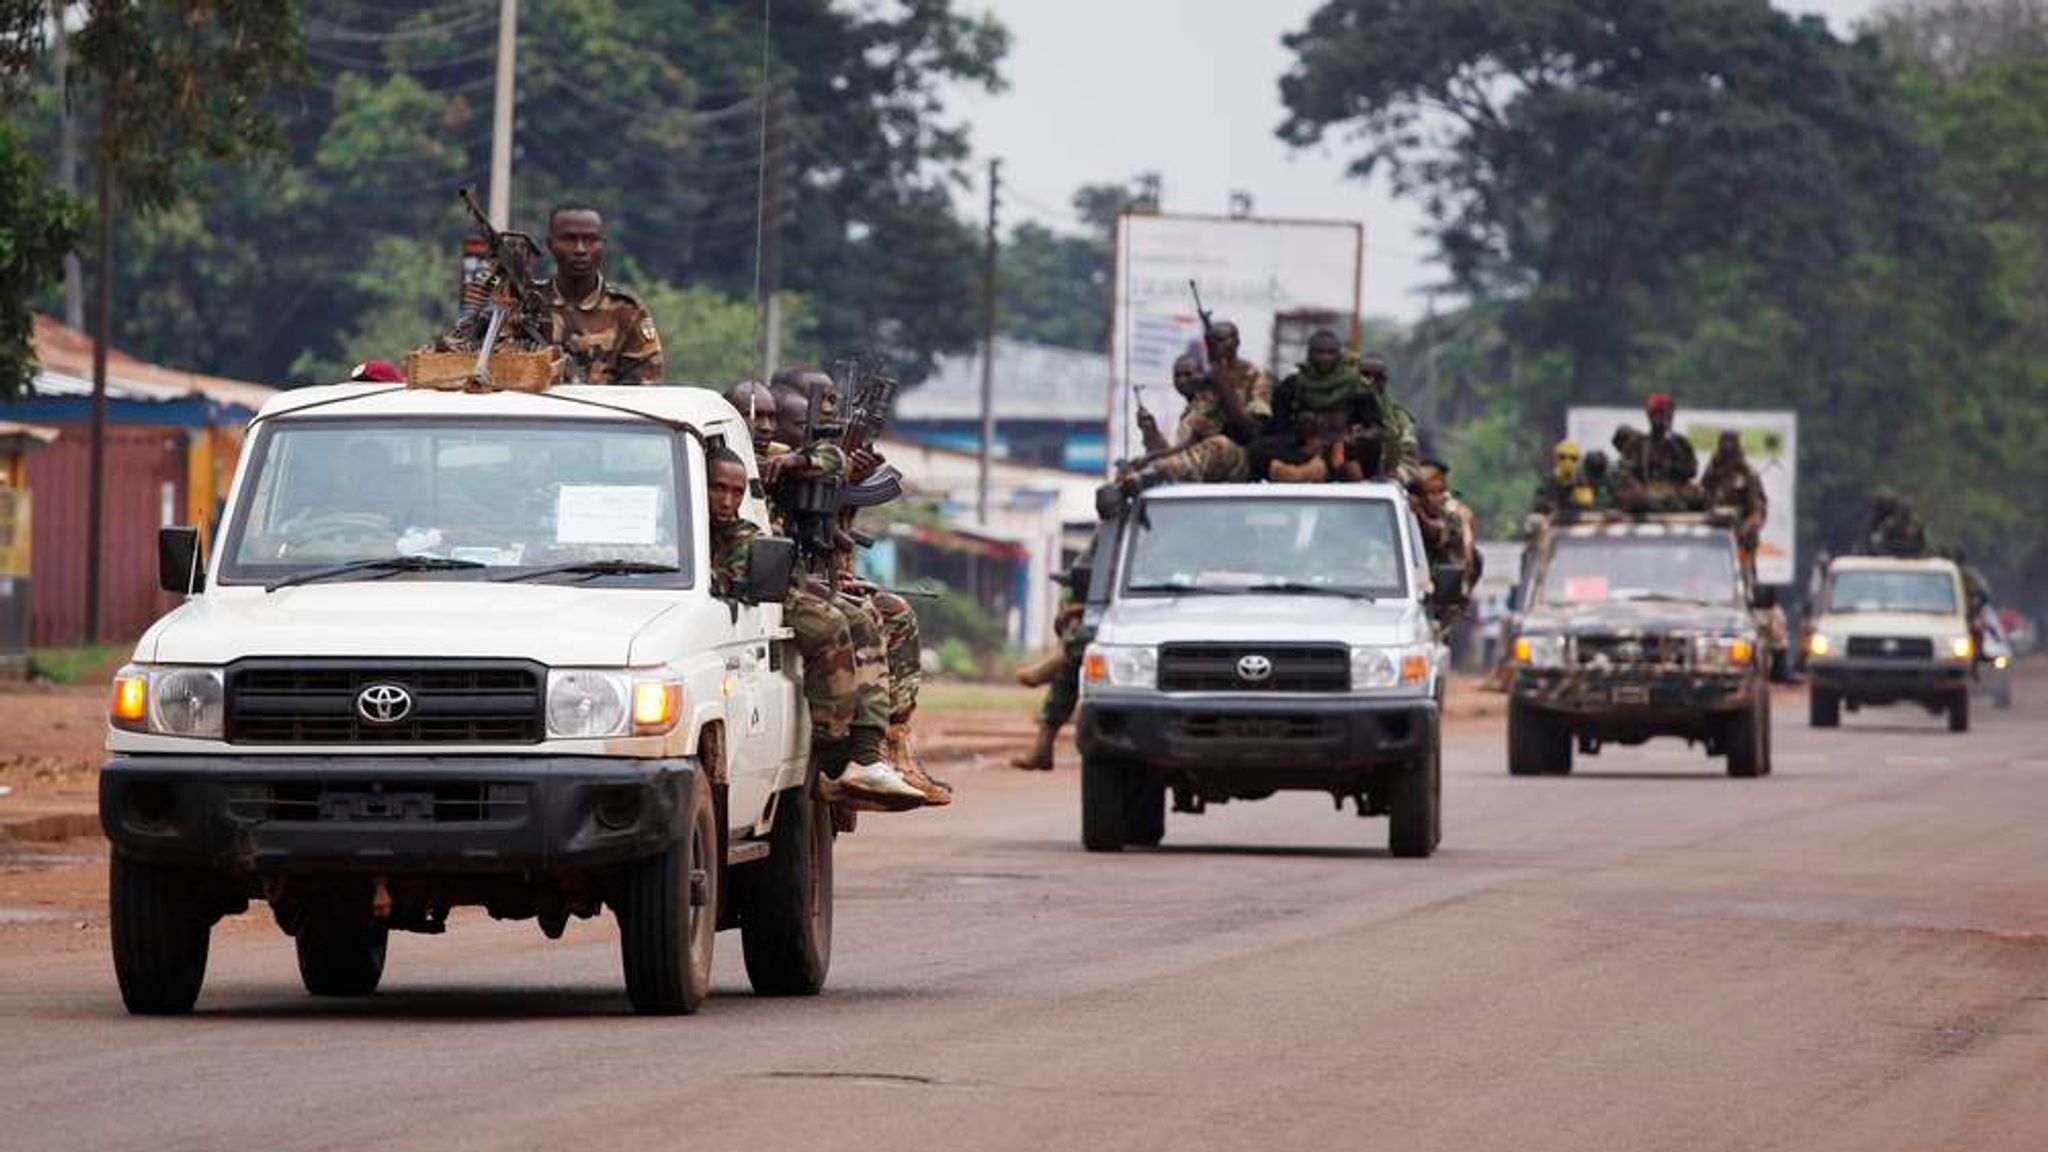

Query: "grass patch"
(917, 680), (1042, 716)
(28, 645), (125, 685)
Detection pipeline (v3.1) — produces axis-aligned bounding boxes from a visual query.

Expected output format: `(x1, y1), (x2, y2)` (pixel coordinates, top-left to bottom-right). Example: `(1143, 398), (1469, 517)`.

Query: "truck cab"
(1806, 554), (1976, 732)
(1076, 483), (1456, 857)
(100, 383), (831, 1015)
(1505, 515), (1772, 777)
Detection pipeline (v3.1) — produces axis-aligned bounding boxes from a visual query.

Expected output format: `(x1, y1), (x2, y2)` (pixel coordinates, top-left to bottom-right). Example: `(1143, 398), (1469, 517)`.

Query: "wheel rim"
(687, 815), (714, 984)
(808, 799), (835, 960)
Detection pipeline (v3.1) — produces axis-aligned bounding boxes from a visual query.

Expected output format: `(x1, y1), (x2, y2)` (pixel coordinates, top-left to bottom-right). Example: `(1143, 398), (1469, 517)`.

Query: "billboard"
(1565, 407), (1800, 585)
(1108, 213), (1365, 466)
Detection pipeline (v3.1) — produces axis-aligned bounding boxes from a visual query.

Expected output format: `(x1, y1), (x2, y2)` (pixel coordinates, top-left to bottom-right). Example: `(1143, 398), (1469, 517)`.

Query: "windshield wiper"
(492, 559), (682, 584)
(266, 555), (485, 593)
(1609, 591), (1710, 604)
(1124, 581), (1237, 595)
(1242, 580), (1377, 601)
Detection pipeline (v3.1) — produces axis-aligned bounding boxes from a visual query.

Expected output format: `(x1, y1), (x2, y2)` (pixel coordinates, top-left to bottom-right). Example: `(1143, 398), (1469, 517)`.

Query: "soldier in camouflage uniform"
(1097, 324), (1272, 516)
(1411, 462), (1476, 618)
(755, 375), (949, 806)
(1862, 493), (1931, 557)
(1012, 551), (1093, 771)
(1701, 430), (1768, 579)
(1533, 440), (1585, 516)
(706, 440), (924, 812)
(539, 203), (665, 384)
(1253, 334), (1421, 484)
(1613, 393), (1703, 513)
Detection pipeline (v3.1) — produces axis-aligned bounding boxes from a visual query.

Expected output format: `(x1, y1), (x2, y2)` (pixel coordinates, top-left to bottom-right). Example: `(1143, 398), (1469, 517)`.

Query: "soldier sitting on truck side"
(705, 445), (926, 812)
(756, 374), (950, 807)
(1410, 461), (1477, 617)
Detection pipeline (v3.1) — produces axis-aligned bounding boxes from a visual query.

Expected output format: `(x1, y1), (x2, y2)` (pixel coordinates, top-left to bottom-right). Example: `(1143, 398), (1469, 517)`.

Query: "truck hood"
(143, 583), (678, 666)
(1812, 611), (1966, 640)
(1099, 593), (1424, 647)
(1520, 600), (1754, 637)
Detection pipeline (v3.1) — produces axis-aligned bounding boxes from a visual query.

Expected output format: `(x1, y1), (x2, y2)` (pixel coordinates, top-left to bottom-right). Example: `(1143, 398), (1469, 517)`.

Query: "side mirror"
(1507, 584), (1525, 613)
(1068, 564), (1094, 601)
(1430, 564), (1467, 608)
(1751, 585), (1778, 610)
(158, 526), (206, 594)
(740, 535), (796, 604)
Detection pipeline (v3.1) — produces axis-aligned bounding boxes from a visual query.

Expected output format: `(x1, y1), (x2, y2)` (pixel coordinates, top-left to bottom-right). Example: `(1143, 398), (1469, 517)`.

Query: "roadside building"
(3, 316), (274, 645)
(895, 337), (1109, 474)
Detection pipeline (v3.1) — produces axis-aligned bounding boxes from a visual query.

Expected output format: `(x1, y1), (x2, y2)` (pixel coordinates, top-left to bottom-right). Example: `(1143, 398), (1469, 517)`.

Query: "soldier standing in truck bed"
(1702, 430), (1768, 577)
(538, 201), (665, 384)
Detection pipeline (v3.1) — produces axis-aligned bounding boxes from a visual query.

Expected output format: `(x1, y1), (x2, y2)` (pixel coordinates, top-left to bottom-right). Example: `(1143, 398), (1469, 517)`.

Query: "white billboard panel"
(1109, 213), (1364, 466)
(1565, 407), (1800, 585)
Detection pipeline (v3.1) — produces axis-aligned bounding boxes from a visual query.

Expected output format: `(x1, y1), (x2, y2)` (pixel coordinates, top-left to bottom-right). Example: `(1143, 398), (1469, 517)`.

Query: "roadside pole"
(978, 157), (1000, 526)
(488, 0), (516, 229)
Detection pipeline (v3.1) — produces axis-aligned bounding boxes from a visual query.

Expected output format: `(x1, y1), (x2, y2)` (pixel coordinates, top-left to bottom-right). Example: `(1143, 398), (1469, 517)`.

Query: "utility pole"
(488, 0), (517, 228)
(52, 0), (83, 330)
(977, 157), (1001, 526)
(756, 80), (786, 381)
(86, 69), (120, 644)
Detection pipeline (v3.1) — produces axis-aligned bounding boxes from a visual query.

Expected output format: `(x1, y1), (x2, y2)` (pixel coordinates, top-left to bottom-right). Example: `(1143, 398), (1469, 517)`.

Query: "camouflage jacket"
(541, 275), (665, 385)
(1176, 357), (1273, 444)
(709, 516), (759, 597)
(1617, 429), (1698, 486)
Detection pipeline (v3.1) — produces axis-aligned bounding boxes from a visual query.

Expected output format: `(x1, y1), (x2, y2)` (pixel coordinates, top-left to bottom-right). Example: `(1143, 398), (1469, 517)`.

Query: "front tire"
(1949, 690), (1971, 733)
(1124, 772), (1166, 848)
(1810, 687), (1840, 728)
(1081, 755), (1129, 852)
(616, 771), (717, 1015)
(1508, 699), (1572, 776)
(736, 784), (834, 997)
(1727, 693), (1771, 778)
(110, 854), (214, 1016)
(1388, 743), (1442, 858)
(295, 914), (388, 997)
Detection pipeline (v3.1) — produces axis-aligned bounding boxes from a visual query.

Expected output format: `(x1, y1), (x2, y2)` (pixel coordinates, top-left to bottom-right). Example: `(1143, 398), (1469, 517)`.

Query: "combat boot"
(1008, 722), (1059, 772)
(1015, 649), (1069, 689)
(817, 725), (925, 812)
(886, 723), (952, 806)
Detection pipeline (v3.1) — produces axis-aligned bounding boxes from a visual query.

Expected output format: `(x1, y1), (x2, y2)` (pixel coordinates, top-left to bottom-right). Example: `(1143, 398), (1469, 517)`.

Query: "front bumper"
(1078, 693), (1435, 776)
(1810, 658), (1968, 701)
(1512, 669), (1756, 720)
(99, 754), (700, 876)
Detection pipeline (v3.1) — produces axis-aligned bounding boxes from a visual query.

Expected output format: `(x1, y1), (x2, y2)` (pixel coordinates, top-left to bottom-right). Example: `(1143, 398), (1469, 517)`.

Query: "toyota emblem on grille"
(1236, 654), (1274, 683)
(1882, 638), (1900, 653)
(356, 683), (413, 724)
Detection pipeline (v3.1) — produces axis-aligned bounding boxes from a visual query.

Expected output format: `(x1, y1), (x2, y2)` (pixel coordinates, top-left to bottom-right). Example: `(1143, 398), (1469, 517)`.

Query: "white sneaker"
(822, 761), (927, 812)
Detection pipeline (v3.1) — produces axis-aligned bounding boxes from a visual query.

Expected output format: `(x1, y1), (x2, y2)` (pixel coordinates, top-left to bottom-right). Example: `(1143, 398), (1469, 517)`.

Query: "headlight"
(1351, 645), (1431, 691)
(109, 664), (223, 739)
(547, 670), (629, 737)
(1512, 634), (1567, 669)
(1807, 632), (1832, 657)
(546, 670), (683, 738)
(1947, 635), (1974, 661)
(1081, 645), (1156, 691)
(1692, 635), (1756, 669)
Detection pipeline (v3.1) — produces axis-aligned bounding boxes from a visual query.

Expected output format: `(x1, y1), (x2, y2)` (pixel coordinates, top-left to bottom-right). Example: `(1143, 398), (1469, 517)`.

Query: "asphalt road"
(4, 686), (2046, 1152)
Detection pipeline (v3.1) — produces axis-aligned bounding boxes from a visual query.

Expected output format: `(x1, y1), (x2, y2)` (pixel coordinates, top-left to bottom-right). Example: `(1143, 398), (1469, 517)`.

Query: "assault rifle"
(839, 363), (905, 509)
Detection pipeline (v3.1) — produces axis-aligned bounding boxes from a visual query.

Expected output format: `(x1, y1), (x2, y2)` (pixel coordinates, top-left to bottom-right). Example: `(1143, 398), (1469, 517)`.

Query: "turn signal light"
(1729, 639), (1755, 666)
(1083, 652), (1108, 684)
(1400, 654), (1429, 684)
(111, 674), (148, 728)
(631, 681), (682, 733)
(1512, 636), (1533, 664)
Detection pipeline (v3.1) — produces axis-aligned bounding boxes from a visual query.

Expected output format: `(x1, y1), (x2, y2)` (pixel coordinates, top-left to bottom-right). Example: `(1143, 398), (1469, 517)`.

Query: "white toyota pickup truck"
(100, 382), (830, 1015)
(1076, 483), (1461, 857)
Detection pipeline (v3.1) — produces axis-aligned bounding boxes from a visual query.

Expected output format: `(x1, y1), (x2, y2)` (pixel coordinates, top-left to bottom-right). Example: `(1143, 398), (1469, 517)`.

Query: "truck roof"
(253, 382), (747, 433)
(1552, 518), (1729, 540)
(1827, 554), (1960, 574)
(1141, 481), (1408, 502)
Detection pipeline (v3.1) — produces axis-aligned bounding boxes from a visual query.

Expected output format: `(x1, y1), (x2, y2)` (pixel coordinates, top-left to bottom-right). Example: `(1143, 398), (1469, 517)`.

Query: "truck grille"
(224, 660), (546, 745)
(225, 780), (531, 823)
(1157, 644), (1350, 692)
(1574, 634), (1689, 668)
(1180, 713), (1330, 741)
(1845, 636), (1935, 660)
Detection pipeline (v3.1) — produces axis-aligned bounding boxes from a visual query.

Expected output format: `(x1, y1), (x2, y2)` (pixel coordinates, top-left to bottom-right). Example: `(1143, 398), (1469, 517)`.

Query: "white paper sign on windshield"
(556, 485), (661, 545)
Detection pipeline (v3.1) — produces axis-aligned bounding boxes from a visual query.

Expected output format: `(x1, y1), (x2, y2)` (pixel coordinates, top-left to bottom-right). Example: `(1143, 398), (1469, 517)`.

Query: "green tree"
(995, 182), (1132, 352)
(0, 122), (83, 399)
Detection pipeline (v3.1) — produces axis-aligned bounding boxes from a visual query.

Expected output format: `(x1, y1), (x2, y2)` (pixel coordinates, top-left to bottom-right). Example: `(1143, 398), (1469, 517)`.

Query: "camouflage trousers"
(828, 587), (894, 733)
(1040, 618), (1089, 730)
(870, 590), (922, 722)
(1146, 435), (1249, 484)
(787, 586), (887, 740)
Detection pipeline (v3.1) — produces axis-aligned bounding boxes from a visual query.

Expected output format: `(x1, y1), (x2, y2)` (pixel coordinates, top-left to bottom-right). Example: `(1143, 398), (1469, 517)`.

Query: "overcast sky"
(953, 0), (1888, 322)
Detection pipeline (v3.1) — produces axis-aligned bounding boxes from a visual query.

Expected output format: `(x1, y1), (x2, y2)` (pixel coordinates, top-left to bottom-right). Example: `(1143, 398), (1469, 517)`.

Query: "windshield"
(1827, 569), (1958, 615)
(221, 418), (691, 585)
(1536, 535), (1741, 606)
(1121, 497), (1406, 599)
